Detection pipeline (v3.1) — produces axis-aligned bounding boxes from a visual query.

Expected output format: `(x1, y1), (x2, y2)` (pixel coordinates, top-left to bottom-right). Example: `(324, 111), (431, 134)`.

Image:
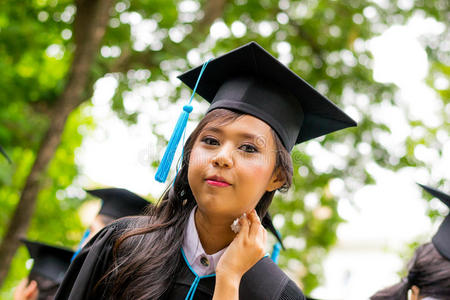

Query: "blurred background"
(0, 0), (448, 299)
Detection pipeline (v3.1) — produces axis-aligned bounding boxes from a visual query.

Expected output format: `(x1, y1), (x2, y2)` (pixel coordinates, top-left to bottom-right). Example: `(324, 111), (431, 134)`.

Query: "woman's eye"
(201, 137), (219, 146)
(240, 144), (257, 153)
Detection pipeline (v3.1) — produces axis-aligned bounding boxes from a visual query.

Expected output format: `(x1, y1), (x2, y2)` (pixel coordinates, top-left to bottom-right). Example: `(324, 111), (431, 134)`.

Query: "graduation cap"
(21, 239), (74, 283)
(0, 145), (12, 164)
(178, 41), (356, 150)
(418, 183), (450, 260)
(155, 41), (356, 182)
(86, 188), (150, 219)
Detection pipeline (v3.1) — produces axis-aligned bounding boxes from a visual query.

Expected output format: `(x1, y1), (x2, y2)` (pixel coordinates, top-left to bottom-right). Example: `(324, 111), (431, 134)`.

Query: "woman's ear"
(266, 168), (285, 192)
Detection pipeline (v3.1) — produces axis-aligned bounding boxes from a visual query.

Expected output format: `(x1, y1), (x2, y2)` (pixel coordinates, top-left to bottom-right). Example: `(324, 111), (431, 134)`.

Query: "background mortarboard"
(86, 188), (150, 219)
(418, 183), (450, 260)
(21, 239), (74, 283)
(178, 41), (356, 151)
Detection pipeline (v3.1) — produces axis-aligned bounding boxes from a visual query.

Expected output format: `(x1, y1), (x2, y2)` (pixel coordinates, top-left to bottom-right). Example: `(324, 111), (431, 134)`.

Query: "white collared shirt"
(182, 207), (227, 277)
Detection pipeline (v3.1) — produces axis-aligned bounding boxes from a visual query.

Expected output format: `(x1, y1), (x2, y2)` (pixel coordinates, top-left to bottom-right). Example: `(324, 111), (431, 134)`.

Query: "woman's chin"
(197, 204), (245, 221)
(197, 199), (225, 212)
(195, 199), (228, 214)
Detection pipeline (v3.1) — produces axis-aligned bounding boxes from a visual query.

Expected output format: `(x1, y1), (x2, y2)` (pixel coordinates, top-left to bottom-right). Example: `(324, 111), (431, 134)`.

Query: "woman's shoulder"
(88, 215), (152, 244)
(104, 215), (151, 237)
(109, 215), (151, 230)
(240, 256), (306, 300)
(55, 215), (154, 300)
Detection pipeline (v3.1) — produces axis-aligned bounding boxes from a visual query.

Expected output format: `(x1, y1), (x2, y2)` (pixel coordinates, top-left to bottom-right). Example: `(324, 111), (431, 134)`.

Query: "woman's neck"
(194, 208), (236, 254)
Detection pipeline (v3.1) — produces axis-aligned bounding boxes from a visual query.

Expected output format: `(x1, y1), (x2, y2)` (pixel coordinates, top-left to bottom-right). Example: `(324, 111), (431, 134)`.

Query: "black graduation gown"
(55, 218), (305, 300)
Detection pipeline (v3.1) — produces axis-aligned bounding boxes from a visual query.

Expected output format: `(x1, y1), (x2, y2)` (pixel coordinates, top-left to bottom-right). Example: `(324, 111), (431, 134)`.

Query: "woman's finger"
(262, 226), (267, 244)
(247, 209), (261, 225)
(248, 210), (262, 238)
(24, 280), (37, 297)
(29, 284), (39, 300)
(237, 213), (249, 238)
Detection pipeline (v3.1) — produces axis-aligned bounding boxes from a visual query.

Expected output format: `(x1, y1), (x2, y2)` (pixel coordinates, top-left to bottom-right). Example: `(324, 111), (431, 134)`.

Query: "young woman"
(73, 188), (150, 255)
(370, 243), (450, 300)
(55, 42), (356, 300)
(371, 185), (450, 300)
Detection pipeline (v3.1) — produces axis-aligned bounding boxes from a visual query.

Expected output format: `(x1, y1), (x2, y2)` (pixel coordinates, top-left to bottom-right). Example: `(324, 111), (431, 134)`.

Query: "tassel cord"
(155, 59), (211, 183)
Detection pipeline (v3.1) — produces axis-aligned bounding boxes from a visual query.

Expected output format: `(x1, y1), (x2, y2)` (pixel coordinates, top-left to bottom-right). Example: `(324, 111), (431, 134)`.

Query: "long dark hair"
(100, 109), (293, 299)
(370, 242), (450, 300)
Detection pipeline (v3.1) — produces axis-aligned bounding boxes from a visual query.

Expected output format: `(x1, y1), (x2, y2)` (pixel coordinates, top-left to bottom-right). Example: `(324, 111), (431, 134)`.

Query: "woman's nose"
(212, 145), (234, 168)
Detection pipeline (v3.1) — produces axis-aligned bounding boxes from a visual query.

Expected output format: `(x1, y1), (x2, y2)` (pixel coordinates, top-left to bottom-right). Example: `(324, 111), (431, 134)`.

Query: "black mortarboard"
(86, 188), (149, 219)
(418, 183), (450, 260)
(22, 239), (74, 283)
(0, 145), (12, 164)
(178, 41), (356, 151)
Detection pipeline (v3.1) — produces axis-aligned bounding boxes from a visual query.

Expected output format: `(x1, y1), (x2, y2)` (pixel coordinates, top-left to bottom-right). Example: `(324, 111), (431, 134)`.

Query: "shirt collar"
(182, 206), (227, 276)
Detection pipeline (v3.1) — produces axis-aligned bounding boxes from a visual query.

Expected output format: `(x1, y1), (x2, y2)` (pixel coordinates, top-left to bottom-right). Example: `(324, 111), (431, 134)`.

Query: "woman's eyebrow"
(202, 126), (223, 134)
(202, 126), (259, 140)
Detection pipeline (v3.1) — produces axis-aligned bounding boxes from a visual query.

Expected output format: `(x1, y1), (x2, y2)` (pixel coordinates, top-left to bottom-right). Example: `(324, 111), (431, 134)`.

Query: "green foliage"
(0, 0), (448, 297)
(0, 105), (93, 299)
(0, 1), (73, 109)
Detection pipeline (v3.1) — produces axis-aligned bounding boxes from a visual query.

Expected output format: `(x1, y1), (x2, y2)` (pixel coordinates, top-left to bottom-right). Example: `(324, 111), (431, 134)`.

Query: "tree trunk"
(0, 0), (228, 286)
(0, 0), (115, 287)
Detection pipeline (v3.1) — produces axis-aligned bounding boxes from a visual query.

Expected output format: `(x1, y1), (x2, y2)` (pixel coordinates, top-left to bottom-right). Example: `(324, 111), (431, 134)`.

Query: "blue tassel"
(155, 59), (211, 183)
(71, 228), (91, 262)
(271, 242), (281, 264)
(155, 105), (193, 183)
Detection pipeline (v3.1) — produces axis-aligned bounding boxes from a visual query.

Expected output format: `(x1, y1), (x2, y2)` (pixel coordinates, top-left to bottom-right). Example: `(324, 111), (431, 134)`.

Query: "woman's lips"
(205, 179), (231, 187)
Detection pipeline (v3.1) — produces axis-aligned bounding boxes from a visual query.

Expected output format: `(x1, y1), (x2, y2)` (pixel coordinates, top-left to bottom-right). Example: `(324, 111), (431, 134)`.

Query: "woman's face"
(187, 114), (283, 219)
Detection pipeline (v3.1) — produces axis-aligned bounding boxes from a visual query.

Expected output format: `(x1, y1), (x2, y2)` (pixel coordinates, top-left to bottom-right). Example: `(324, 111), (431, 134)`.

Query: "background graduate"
(370, 184), (450, 300)
(55, 42), (356, 300)
(13, 187), (149, 300)
(14, 240), (74, 300)
(72, 187), (151, 255)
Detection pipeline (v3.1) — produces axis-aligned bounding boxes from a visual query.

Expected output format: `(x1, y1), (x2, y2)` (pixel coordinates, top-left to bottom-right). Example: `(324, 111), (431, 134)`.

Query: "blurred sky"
(74, 13), (449, 300)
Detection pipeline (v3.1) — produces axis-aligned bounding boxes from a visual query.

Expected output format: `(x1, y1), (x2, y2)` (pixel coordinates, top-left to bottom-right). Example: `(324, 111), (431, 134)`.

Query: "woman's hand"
(213, 209), (267, 300)
(13, 279), (39, 300)
(216, 209), (267, 281)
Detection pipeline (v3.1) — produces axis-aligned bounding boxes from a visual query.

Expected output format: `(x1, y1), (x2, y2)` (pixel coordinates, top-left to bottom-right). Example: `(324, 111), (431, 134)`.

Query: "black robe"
(55, 217), (305, 300)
